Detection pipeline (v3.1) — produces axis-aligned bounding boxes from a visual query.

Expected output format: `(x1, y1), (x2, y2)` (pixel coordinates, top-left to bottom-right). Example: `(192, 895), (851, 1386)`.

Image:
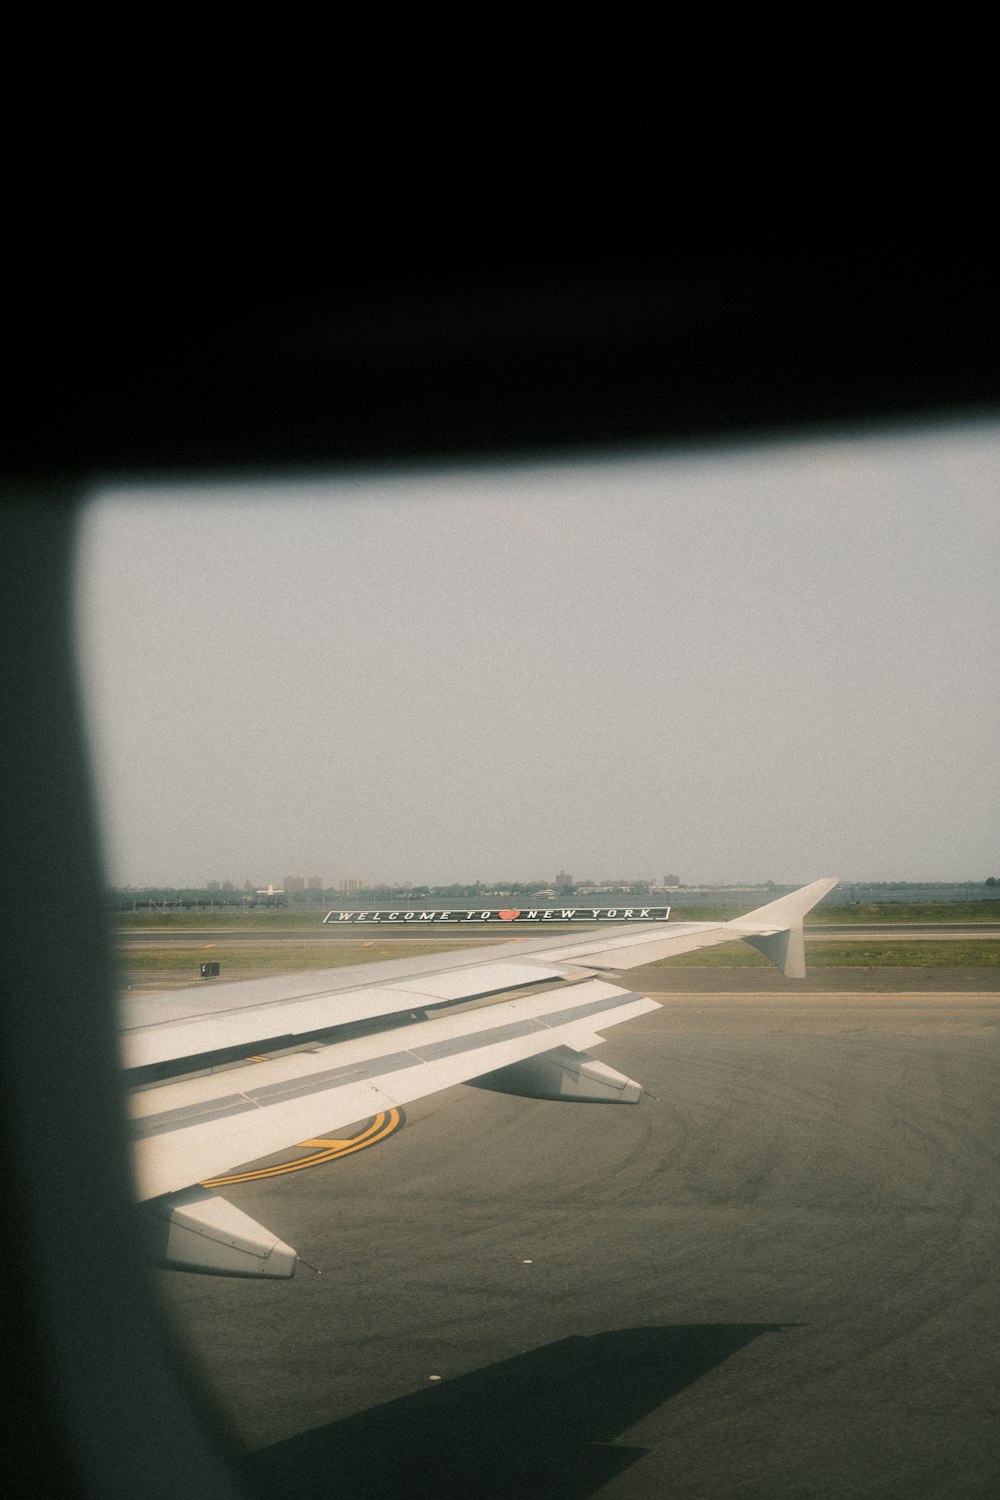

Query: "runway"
(157, 984), (1000, 1498)
(117, 928), (507, 946)
(118, 923), (1000, 946)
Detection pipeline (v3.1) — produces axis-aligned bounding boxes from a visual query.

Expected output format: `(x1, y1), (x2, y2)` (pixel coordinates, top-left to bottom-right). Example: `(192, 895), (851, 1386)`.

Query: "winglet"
(727, 878), (838, 978)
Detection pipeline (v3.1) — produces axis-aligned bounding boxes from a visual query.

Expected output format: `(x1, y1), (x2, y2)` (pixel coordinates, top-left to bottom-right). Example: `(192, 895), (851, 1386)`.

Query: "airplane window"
(70, 421), (1000, 1494)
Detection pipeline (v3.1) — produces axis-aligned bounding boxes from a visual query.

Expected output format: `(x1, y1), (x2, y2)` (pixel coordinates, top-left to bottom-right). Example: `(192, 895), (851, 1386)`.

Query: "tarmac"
(156, 977), (1000, 1498)
(118, 924), (1000, 946)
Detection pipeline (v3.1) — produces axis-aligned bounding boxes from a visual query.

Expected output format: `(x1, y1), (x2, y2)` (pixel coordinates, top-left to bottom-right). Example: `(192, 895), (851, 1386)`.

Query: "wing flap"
(130, 979), (658, 1199)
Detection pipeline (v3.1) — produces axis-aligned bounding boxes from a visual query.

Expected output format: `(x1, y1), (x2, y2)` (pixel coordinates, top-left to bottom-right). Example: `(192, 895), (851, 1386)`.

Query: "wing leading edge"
(128, 879), (835, 1277)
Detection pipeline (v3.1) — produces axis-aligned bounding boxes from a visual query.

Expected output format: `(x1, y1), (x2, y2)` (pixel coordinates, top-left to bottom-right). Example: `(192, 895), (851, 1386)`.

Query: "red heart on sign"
(498, 910), (521, 921)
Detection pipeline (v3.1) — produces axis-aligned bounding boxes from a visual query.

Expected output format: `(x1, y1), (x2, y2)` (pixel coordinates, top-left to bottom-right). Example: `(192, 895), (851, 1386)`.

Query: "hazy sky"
(73, 418), (999, 889)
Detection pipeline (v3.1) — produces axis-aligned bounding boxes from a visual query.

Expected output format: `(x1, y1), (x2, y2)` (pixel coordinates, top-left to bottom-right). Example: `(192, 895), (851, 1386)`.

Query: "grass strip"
(117, 940), (475, 987)
(807, 901), (1000, 925)
(119, 937), (999, 991)
(652, 941), (999, 968)
(115, 910), (337, 930)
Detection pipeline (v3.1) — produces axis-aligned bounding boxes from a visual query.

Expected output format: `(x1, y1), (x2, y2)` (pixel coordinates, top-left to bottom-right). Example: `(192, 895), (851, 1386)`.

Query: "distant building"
(664, 873), (681, 887)
(284, 876), (306, 892)
(555, 870), (573, 888)
(339, 878), (364, 895)
(307, 875), (323, 889)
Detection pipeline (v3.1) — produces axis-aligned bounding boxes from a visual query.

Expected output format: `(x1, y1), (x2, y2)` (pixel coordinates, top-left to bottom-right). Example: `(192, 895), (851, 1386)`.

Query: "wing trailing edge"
(129, 979), (659, 1201)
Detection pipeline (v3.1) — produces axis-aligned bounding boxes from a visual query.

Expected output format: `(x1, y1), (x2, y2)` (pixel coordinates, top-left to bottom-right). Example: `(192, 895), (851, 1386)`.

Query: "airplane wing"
(126, 878), (836, 1278)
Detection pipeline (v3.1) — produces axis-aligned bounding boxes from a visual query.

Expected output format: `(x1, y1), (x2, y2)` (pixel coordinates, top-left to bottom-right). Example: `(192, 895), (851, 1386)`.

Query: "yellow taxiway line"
(201, 1108), (403, 1187)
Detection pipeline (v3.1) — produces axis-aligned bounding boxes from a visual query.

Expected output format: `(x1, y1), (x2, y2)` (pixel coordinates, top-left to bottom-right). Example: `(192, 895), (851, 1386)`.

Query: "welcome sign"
(323, 907), (672, 924)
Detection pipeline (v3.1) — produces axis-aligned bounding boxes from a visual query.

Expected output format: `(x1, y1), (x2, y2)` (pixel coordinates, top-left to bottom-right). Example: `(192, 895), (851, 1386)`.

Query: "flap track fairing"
(142, 1186), (297, 1279)
(468, 1044), (642, 1103)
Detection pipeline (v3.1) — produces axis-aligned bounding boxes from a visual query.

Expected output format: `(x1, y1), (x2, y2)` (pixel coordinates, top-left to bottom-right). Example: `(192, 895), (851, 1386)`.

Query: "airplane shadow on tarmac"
(245, 1323), (785, 1499)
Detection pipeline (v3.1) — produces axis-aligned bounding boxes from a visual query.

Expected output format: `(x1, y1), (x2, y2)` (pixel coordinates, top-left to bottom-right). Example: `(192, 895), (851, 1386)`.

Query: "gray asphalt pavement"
(117, 924), (1000, 946)
(157, 985), (1000, 1498)
(118, 928), (506, 945)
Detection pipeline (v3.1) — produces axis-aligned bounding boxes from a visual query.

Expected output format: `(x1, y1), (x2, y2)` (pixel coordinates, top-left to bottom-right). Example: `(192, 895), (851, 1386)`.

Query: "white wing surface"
(127, 879), (835, 1277)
